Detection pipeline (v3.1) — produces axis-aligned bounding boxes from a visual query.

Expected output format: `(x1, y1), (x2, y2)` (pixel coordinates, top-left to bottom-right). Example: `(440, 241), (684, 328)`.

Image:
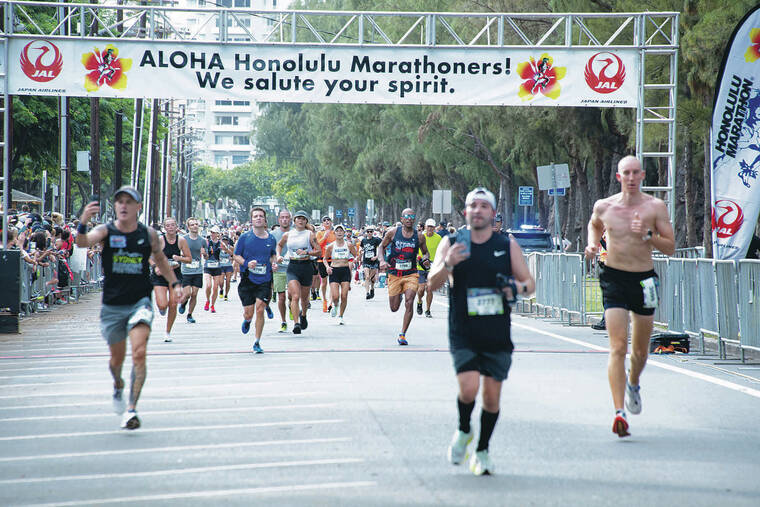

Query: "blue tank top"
(388, 227), (419, 277)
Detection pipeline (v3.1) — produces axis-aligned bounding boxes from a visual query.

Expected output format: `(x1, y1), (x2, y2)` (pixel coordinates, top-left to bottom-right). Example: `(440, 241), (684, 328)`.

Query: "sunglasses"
(402, 214), (416, 219)
(322, 218), (331, 222)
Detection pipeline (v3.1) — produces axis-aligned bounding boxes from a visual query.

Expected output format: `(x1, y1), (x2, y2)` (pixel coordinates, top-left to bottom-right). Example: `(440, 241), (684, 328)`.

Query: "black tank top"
(102, 222), (153, 305)
(162, 234), (182, 275)
(388, 227), (419, 277)
(449, 232), (513, 352)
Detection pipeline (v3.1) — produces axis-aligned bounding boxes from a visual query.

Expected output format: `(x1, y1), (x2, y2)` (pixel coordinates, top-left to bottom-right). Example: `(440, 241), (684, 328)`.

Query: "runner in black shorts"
(599, 265), (659, 316)
(149, 217), (191, 343)
(360, 226), (381, 299)
(323, 224), (358, 324)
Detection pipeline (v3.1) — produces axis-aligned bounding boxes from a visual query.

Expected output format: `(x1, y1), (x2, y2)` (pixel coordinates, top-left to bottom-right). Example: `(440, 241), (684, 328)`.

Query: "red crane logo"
(584, 52), (626, 94)
(712, 199), (744, 239)
(20, 41), (63, 82)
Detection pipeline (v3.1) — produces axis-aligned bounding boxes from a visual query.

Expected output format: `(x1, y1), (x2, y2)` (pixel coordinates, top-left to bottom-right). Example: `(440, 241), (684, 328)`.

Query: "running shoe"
(370, 288), (375, 299)
(224, 295), (229, 301)
(120, 410), (140, 430)
(591, 318), (606, 330)
(311, 291), (317, 301)
(447, 429), (473, 465)
(293, 323), (302, 334)
(187, 315), (196, 324)
(626, 374), (642, 415)
(252, 342), (263, 354)
(112, 385), (126, 415)
(164, 333), (172, 343)
(220, 287), (224, 296)
(279, 322), (288, 333)
(338, 316), (345, 325)
(178, 301), (187, 314)
(322, 300), (328, 313)
(232, 278), (237, 283)
(469, 450), (493, 476)
(398, 333), (408, 346)
(204, 301), (210, 311)
(425, 310), (432, 318)
(266, 305), (274, 319)
(158, 306), (167, 316)
(612, 413), (630, 438)
(210, 305), (216, 313)
(241, 319), (251, 334)
(300, 313), (308, 330)
(366, 292), (371, 300)
(417, 301), (423, 315)
(330, 304), (338, 317)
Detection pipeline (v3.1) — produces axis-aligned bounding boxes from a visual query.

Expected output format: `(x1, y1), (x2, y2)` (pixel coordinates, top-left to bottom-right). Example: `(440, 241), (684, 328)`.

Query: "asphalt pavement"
(1, 278), (759, 506)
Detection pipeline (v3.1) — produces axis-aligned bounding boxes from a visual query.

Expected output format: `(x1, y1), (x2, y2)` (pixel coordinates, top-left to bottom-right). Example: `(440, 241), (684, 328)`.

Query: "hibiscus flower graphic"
(746, 28), (760, 62)
(516, 53), (566, 101)
(81, 44), (132, 92)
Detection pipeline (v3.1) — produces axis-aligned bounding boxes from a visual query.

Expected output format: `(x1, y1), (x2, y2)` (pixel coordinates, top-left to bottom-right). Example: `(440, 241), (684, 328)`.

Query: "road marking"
(0, 402), (337, 423)
(0, 458), (364, 485)
(0, 418), (343, 442)
(0, 391), (328, 411)
(24, 481), (377, 506)
(0, 362), (309, 379)
(0, 437), (352, 463)
(0, 359), (309, 373)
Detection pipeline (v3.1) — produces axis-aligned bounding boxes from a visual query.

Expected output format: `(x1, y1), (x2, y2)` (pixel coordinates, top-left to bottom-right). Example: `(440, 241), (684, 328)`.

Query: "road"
(1, 279), (759, 506)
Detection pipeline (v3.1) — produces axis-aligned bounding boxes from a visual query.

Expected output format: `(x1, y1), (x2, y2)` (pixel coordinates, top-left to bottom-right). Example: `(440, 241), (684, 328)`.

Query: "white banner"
(6, 38), (639, 107)
(710, 5), (760, 259)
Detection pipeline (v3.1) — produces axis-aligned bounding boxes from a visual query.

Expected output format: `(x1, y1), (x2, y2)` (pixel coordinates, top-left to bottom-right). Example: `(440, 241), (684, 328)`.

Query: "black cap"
(113, 185), (142, 203)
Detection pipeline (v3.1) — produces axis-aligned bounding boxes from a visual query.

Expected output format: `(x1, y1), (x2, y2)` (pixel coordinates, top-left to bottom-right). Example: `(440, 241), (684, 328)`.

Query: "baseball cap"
(465, 187), (496, 209)
(113, 185), (142, 203)
(365, 225), (375, 230)
(334, 224), (345, 231)
(425, 218), (436, 227)
(210, 226), (220, 233)
(382, 221), (390, 226)
(293, 210), (309, 220)
(321, 215), (332, 221)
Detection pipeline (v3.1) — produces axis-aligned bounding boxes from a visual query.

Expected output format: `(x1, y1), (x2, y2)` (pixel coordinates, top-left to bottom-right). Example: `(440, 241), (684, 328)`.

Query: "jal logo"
(711, 199), (744, 238)
(20, 41), (63, 82)
(584, 52), (626, 94)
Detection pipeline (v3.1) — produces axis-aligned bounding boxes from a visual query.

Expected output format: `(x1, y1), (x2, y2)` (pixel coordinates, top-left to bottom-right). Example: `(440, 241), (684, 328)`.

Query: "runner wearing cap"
(428, 187), (535, 475)
(316, 216), (336, 312)
(203, 226), (224, 314)
(417, 218), (443, 318)
(323, 224), (358, 325)
(149, 217), (191, 343)
(379, 209), (431, 346)
(178, 217), (207, 324)
(76, 186), (182, 430)
(360, 225), (382, 299)
(270, 209), (293, 332)
(277, 210), (321, 334)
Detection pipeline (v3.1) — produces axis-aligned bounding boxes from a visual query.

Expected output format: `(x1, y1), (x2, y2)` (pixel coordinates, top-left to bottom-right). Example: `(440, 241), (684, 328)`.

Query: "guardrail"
(522, 253), (760, 361)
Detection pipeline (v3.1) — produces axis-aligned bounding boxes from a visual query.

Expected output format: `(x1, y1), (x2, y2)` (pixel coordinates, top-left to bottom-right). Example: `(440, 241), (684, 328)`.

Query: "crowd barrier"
(523, 253), (760, 361)
(19, 252), (103, 318)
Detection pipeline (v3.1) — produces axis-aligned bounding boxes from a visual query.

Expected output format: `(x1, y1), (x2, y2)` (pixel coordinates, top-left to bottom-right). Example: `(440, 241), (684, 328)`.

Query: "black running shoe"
(293, 323), (302, 334)
(416, 301), (423, 315)
(370, 289), (375, 299)
(300, 313), (308, 330)
(366, 292), (371, 300)
(592, 318), (606, 331)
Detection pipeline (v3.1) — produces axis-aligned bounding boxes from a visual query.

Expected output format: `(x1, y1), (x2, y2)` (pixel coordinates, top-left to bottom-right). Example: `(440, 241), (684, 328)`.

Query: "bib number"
(395, 260), (412, 271)
(187, 260), (200, 269)
(640, 276), (659, 308)
(168, 260), (179, 268)
(364, 248), (375, 258)
(109, 235), (127, 248)
(252, 265), (267, 275)
(205, 260), (219, 268)
(466, 288), (505, 316)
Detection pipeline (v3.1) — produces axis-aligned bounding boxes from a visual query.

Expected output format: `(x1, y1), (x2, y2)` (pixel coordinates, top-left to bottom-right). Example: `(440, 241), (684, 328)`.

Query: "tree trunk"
(675, 137), (688, 248)
(90, 98), (101, 206)
(114, 111), (123, 191)
(684, 134), (699, 247)
(575, 158), (591, 250)
(703, 131), (713, 257)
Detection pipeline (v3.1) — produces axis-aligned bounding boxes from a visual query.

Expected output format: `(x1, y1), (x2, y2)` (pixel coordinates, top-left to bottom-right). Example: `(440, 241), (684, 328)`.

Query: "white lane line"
(511, 317), (760, 400)
(0, 364), (309, 380)
(0, 418), (343, 442)
(0, 436), (352, 463)
(24, 481), (378, 506)
(0, 391), (328, 411)
(0, 360), (309, 374)
(0, 458), (364, 485)
(0, 402), (337, 423)
(0, 370), (305, 388)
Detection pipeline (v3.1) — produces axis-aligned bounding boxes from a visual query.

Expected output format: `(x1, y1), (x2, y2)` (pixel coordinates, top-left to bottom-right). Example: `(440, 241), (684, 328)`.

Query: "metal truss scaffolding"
(0, 2), (679, 245)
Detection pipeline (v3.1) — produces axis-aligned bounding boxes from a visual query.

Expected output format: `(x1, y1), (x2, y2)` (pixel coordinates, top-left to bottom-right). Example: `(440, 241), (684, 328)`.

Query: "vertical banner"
(711, 5), (760, 259)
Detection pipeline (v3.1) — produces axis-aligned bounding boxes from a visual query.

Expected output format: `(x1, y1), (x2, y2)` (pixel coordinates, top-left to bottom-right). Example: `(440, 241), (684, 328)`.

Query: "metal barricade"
(714, 260), (740, 358)
(738, 260), (760, 357)
(652, 258), (670, 328)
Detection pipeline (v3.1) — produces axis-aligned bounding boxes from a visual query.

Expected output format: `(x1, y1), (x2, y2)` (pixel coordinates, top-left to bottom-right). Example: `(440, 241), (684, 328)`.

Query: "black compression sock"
(457, 398), (475, 434)
(477, 409), (500, 452)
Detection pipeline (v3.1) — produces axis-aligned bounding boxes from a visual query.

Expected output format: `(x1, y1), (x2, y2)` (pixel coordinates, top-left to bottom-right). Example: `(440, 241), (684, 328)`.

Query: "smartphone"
(90, 194), (100, 221)
(454, 227), (471, 257)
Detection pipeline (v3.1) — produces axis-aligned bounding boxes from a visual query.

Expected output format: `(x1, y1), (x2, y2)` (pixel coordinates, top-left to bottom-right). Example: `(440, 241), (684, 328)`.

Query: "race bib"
(640, 276), (659, 308)
(281, 258), (290, 266)
(205, 260), (219, 268)
(466, 288), (505, 316)
(252, 264), (267, 275)
(395, 260), (412, 271)
(168, 260), (179, 268)
(187, 260), (200, 269)
(334, 249), (350, 259)
(109, 235), (127, 248)
(364, 248), (375, 258)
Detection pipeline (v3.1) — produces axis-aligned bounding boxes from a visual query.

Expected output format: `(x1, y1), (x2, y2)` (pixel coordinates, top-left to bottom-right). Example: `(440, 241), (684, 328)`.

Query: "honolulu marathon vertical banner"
(711, 4), (760, 259)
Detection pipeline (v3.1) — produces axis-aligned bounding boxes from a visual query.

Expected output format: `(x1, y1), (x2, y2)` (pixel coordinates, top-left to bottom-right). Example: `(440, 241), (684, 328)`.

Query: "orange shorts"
(387, 273), (419, 297)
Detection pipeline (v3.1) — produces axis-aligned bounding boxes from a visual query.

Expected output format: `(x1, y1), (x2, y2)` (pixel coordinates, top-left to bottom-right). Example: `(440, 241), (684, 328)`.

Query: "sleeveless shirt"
(388, 227), (419, 277)
(101, 222), (153, 305)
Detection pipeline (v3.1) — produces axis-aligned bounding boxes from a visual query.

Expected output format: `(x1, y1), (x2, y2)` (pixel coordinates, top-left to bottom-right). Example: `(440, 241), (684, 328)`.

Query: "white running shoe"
(469, 449), (494, 476)
(330, 305), (338, 317)
(120, 410), (140, 430)
(338, 317), (344, 325)
(625, 375), (642, 415)
(164, 333), (172, 343)
(447, 429), (473, 465)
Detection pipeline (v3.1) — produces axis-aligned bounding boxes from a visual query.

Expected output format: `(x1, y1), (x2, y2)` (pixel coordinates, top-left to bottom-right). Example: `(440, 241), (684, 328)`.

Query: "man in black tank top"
(76, 186), (182, 431)
(428, 187), (535, 476)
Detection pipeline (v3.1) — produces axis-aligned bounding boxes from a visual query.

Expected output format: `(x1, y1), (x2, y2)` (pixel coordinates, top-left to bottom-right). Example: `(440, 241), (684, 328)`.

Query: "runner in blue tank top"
(379, 208), (431, 346)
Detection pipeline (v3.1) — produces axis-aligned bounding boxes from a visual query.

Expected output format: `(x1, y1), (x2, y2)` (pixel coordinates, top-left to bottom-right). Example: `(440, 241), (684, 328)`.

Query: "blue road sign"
(518, 186), (534, 206)
(335, 209), (343, 217)
(347, 208), (356, 217)
(548, 188), (566, 196)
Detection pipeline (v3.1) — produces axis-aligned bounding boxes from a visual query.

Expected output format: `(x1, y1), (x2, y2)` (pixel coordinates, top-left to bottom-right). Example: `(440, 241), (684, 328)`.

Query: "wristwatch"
(643, 229), (653, 241)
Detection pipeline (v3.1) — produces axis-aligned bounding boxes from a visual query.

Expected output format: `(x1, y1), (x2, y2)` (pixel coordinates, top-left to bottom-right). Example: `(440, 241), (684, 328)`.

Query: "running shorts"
(450, 347), (512, 382)
(151, 268), (182, 287)
(417, 270), (429, 284)
(287, 260), (314, 287)
(204, 267), (222, 276)
(238, 277), (272, 306)
(220, 265), (233, 274)
(388, 273), (419, 297)
(599, 264), (659, 316)
(100, 296), (154, 346)
(317, 261), (329, 278)
(329, 266), (352, 284)
(182, 273), (203, 288)
(363, 261), (379, 270)
(273, 271), (288, 293)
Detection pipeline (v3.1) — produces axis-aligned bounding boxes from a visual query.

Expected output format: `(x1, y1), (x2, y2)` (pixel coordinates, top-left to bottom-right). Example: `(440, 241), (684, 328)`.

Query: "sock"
(616, 409), (626, 418)
(457, 398), (475, 434)
(476, 409), (500, 452)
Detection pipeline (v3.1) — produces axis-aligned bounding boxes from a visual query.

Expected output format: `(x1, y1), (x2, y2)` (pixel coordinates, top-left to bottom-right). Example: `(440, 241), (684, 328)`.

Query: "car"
(505, 229), (553, 253)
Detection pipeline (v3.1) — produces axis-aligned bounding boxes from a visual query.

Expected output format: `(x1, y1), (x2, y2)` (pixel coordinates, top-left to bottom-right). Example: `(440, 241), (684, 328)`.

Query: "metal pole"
(552, 162), (560, 250)
(41, 170), (47, 215)
(2, 7), (8, 249)
(143, 100), (155, 223)
(59, 97), (68, 216)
